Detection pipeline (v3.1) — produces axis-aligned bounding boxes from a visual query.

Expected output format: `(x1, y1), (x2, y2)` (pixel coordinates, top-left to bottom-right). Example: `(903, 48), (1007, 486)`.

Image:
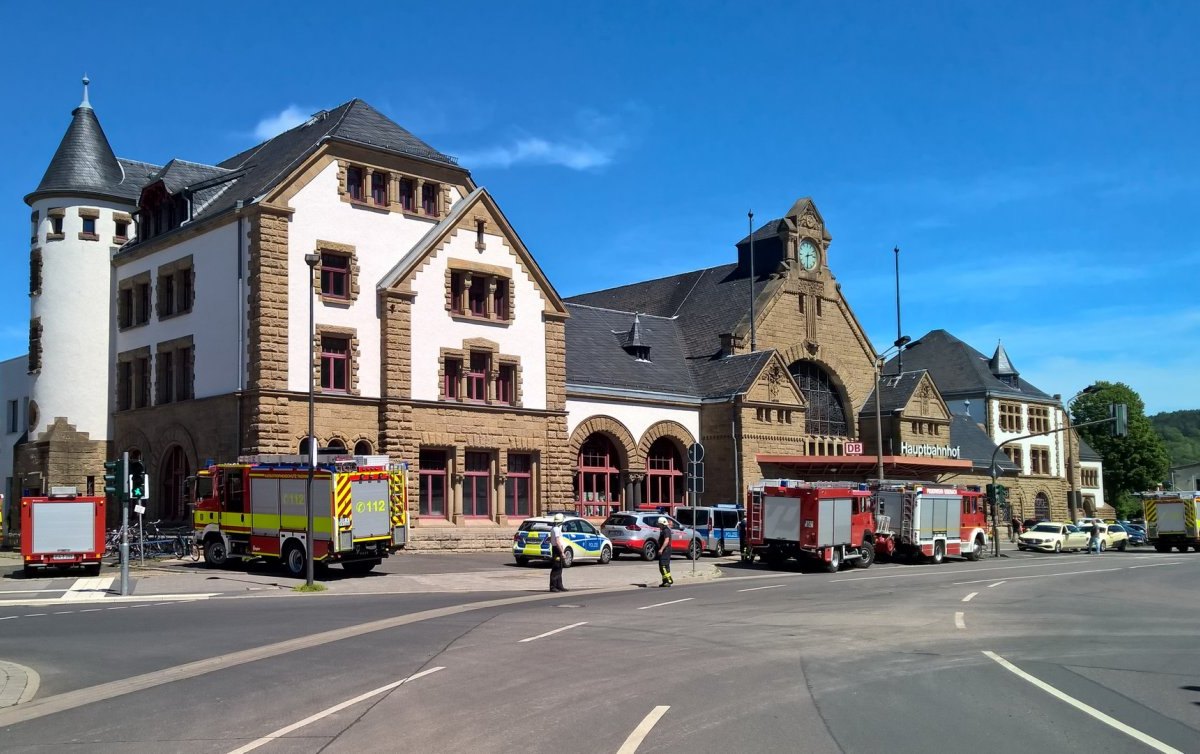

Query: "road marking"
(955, 568), (1121, 586)
(105, 606), (128, 610)
(1128, 562), (1184, 569)
(954, 611), (966, 629)
(226, 667), (444, 754)
(637, 598), (694, 610)
(0, 589), (70, 595)
(962, 592), (978, 602)
(0, 616), (16, 621)
(519, 621), (588, 643)
(832, 559), (1107, 583)
(987, 581), (1006, 588)
(79, 609), (101, 613)
(738, 584), (786, 592)
(60, 577), (114, 602)
(52, 611), (72, 615)
(983, 651), (1183, 754)
(22, 614), (46, 618)
(616, 705), (670, 754)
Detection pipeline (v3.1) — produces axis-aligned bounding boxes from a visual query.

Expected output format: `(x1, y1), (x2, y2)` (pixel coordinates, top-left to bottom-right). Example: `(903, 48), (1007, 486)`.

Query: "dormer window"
(422, 182), (440, 216)
(371, 171), (388, 205)
(346, 166), (364, 202)
(399, 178), (414, 211)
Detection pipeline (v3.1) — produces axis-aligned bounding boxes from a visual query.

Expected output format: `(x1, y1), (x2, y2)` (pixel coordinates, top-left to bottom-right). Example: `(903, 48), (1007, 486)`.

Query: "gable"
(744, 354), (806, 408)
(899, 374), (951, 421)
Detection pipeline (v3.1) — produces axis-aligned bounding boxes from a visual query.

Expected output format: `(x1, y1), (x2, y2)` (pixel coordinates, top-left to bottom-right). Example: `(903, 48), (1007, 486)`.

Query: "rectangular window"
(1081, 468), (1098, 487)
(158, 351), (174, 404)
(450, 272), (464, 314)
(320, 336), (350, 392)
(371, 171), (388, 205)
(467, 352), (489, 401)
(179, 268), (193, 312)
(493, 278), (509, 320)
(117, 361), (132, 411)
(7, 400), (17, 434)
(346, 166), (364, 201)
(421, 182), (438, 215)
(119, 288), (133, 328)
(399, 178), (414, 211)
(321, 253), (350, 298)
(28, 320), (41, 372)
(496, 364), (515, 405)
(160, 273), (176, 317)
(82, 217), (96, 235)
(31, 211), (38, 243)
(136, 356), (151, 409)
(114, 219), (129, 241)
(444, 357), (461, 400)
(998, 402), (1023, 433)
(505, 453), (532, 517)
(135, 282), (151, 325)
(1028, 405), (1050, 434)
(30, 252), (41, 295)
(418, 449), (447, 516)
(464, 451), (491, 517)
(177, 345), (194, 400)
(1031, 446), (1051, 475)
(1003, 445), (1023, 470)
(468, 276), (487, 316)
(50, 216), (63, 236)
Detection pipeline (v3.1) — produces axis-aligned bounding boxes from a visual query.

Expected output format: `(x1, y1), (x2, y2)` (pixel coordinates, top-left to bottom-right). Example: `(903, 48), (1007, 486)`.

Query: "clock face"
(799, 240), (818, 270)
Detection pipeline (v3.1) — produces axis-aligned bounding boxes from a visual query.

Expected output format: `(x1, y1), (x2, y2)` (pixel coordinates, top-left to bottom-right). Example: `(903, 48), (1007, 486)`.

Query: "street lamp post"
(874, 336), (910, 484)
(304, 252), (320, 587)
(1064, 384), (1100, 520)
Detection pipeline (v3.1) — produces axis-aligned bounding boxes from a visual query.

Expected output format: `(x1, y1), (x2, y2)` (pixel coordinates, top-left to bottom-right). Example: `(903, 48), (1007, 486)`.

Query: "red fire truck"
(191, 454), (408, 577)
(872, 482), (989, 563)
(746, 480), (877, 572)
(20, 490), (106, 577)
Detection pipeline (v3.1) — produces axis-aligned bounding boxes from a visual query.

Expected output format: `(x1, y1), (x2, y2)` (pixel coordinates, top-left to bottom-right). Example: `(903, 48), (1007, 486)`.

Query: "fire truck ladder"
(749, 492), (763, 542)
(901, 495), (915, 541)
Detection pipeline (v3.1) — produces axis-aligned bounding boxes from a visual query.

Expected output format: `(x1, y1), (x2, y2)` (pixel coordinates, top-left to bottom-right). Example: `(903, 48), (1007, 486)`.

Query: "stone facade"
(13, 418), (108, 499)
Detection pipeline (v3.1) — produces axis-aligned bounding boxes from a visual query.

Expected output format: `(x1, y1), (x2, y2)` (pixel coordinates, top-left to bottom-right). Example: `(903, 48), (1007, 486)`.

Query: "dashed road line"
(1128, 562), (1184, 569)
(983, 651), (1183, 753)
(637, 597), (694, 610)
(987, 581), (1006, 588)
(955, 568), (1121, 586)
(738, 584), (787, 593)
(954, 611), (966, 629)
(962, 592), (978, 602)
(518, 621), (588, 643)
(617, 705), (670, 754)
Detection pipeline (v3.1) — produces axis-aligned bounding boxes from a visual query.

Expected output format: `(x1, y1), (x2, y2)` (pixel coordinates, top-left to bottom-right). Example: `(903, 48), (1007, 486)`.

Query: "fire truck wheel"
(825, 547), (842, 573)
(282, 542), (307, 578)
(343, 559), (378, 575)
(854, 542), (874, 569)
(599, 546), (612, 564)
(932, 542), (945, 564)
(1176, 544), (1188, 553)
(561, 547), (575, 567)
(965, 535), (985, 561)
(641, 541), (658, 561)
(1154, 544), (1171, 553)
(83, 563), (101, 577)
(203, 538), (229, 568)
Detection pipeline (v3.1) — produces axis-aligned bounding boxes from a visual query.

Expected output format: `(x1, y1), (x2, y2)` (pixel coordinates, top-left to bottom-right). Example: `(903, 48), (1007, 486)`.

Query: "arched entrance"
(645, 437), (684, 508)
(159, 445), (190, 522)
(1034, 492), (1050, 521)
(575, 434), (622, 517)
(789, 361), (850, 437)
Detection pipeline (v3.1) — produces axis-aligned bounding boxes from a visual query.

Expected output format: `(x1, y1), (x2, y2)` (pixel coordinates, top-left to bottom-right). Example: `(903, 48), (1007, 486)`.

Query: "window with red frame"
(398, 178), (414, 211)
(645, 438), (684, 506)
(371, 171), (388, 205)
(346, 167), (364, 201)
(421, 182), (439, 215)
(466, 352), (489, 401)
(444, 357), (461, 399)
(418, 449), (447, 516)
(464, 451), (491, 517)
(468, 276), (487, 316)
(496, 364), (516, 405)
(321, 335), (350, 391)
(493, 278), (509, 319)
(505, 453), (532, 517)
(575, 434), (621, 517)
(321, 253), (350, 298)
(449, 272), (464, 314)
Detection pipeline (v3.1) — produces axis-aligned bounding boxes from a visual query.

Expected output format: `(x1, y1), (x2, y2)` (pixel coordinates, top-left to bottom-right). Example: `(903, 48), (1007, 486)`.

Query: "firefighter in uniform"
(549, 513), (568, 592)
(656, 516), (674, 587)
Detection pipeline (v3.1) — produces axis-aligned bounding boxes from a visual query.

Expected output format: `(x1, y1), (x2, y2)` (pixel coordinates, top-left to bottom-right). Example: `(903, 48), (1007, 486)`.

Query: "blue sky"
(2, 1), (1196, 413)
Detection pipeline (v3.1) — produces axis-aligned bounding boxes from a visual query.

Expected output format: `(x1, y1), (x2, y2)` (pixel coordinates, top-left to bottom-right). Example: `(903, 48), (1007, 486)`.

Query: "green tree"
(1073, 382), (1170, 514)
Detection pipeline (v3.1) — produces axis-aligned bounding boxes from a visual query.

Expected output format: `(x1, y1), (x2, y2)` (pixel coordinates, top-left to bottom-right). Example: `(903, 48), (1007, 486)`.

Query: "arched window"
(1034, 493), (1050, 521)
(298, 436), (314, 456)
(326, 437), (346, 451)
(789, 361), (849, 437)
(645, 438), (684, 508)
(576, 434), (621, 517)
(354, 439), (373, 456)
(159, 445), (190, 522)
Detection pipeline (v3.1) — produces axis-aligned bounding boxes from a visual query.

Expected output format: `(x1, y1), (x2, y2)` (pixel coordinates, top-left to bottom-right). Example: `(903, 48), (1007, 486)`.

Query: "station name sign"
(900, 442), (961, 459)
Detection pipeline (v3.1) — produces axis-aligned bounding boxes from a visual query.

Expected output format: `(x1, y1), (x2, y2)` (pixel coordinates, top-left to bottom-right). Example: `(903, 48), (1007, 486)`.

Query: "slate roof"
(989, 341), (1018, 376)
(27, 104), (156, 204)
(859, 370), (926, 415)
(885, 329), (1052, 400)
(1078, 436), (1102, 462)
(146, 159), (234, 195)
(950, 413), (1019, 474)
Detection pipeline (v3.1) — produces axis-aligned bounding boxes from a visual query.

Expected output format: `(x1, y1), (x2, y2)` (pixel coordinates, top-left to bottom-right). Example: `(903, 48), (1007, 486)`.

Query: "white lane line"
(954, 611), (966, 629)
(0, 616), (17, 621)
(637, 598), (694, 610)
(962, 592), (978, 602)
(79, 609), (101, 613)
(518, 622), (588, 643)
(1129, 563), (1184, 569)
(616, 705), (670, 754)
(52, 611), (73, 615)
(832, 559), (1100, 583)
(0, 589), (70, 595)
(226, 666), (444, 754)
(23, 614), (47, 617)
(955, 568), (1121, 586)
(988, 581), (1006, 588)
(983, 651), (1183, 754)
(105, 606), (128, 610)
(738, 584), (786, 593)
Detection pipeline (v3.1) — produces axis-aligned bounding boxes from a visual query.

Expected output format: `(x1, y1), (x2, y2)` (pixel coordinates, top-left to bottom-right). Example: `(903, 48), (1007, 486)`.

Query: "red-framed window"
(576, 434), (621, 517)
(466, 352), (488, 401)
(371, 171), (388, 205)
(496, 364), (515, 405)
(321, 253), (350, 298)
(444, 357), (461, 400)
(346, 166), (364, 201)
(418, 449), (447, 517)
(493, 278), (509, 320)
(450, 272), (464, 314)
(399, 178), (414, 211)
(321, 335), (349, 392)
(468, 276), (487, 316)
(464, 451), (491, 517)
(421, 182), (439, 215)
(505, 453), (532, 517)
(645, 438), (684, 506)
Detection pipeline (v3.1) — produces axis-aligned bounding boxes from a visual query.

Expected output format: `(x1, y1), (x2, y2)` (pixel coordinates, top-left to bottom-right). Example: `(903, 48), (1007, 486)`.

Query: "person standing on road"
(656, 516), (674, 587)
(549, 513), (568, 592)
(1011, 516), (1022, 543)
(1089, 521), (1101, 555)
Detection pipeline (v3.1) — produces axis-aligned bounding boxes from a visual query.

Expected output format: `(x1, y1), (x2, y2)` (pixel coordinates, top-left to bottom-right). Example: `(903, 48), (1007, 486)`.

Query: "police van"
(674, 504), (743, 556)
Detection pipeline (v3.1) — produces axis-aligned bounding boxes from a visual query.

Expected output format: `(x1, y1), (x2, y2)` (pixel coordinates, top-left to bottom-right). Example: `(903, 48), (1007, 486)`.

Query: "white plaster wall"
(113, 220), (246, 399)
(286, 161), (468, 398)
(567, 398), (700, 446)
(1080, 460), (1105, 506)
(990, 399), (1067, 478)
(0, 355), (31, 532)
(29, 196), (135, 439)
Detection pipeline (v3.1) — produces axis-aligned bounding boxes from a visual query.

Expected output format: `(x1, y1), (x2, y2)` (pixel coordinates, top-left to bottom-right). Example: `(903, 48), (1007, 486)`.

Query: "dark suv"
(600, 511), (702, 561)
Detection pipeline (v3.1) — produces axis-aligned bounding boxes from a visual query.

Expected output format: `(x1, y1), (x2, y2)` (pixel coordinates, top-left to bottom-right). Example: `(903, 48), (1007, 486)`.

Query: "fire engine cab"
(191, 454), (408, 577)
(746, 480), (876, 572)
(872, 482), (988, 563)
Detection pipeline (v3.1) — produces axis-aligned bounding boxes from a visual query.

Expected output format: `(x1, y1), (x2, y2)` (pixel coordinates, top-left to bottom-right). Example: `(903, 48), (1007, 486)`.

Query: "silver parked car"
(600, 511), (703, 561)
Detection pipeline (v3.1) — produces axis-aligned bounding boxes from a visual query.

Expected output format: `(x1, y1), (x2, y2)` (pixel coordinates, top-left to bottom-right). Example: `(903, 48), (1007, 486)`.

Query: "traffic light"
(128, 459), (147, 500)
(1110, 403), (1128, 437)
(986, 483), (998, 507)
(104, 458), (127, 500)
(995, 484), (1008, 510)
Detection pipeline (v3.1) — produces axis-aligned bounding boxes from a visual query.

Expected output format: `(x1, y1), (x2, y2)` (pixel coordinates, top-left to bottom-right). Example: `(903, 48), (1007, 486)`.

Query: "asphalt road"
(2, 548), (1198, 753)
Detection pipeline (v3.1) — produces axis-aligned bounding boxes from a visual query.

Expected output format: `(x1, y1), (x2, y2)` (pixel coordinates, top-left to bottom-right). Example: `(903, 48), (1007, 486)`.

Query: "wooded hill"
(1150, 409), (1200, 466)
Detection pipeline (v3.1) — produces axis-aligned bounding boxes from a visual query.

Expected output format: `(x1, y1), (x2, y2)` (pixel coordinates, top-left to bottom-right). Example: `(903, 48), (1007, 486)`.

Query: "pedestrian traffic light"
(128, 459), (147, 500)
(1110, 403), (1128, 437)
(995, 484), (1008, 510)
(103, 458), (126, 499)
(985, 483), (998, 506)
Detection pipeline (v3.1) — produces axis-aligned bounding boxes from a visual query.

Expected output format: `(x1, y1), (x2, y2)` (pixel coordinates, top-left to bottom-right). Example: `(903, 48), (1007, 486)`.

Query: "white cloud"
(457, 137), (614, 170)
(253, 105), (312, 140)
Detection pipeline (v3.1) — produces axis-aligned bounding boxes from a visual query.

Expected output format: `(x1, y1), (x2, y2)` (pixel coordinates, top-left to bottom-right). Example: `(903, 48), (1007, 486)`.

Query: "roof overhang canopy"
(755, 454), (973, 476)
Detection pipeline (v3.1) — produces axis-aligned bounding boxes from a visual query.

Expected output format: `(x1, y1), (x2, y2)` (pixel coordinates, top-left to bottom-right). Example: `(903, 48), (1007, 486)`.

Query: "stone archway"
(1033, 491), (1051, 521)
(158, 445), (191, 521)
(568, 416), (637, 467)
(569, 416), (638, 516)
(634, 420), (695, 469)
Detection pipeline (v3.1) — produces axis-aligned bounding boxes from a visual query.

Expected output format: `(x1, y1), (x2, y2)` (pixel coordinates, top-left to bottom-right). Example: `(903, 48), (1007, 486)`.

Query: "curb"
(0, 660), (40, 708)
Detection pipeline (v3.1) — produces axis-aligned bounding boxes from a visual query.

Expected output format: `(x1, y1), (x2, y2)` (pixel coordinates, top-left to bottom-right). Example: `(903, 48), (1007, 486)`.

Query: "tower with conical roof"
(988, 340), (1019, 388)
(16, 77), (155, 495)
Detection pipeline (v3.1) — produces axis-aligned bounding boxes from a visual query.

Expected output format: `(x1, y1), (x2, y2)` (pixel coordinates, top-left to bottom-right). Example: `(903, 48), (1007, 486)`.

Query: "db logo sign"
(844, 442), (864, 455)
